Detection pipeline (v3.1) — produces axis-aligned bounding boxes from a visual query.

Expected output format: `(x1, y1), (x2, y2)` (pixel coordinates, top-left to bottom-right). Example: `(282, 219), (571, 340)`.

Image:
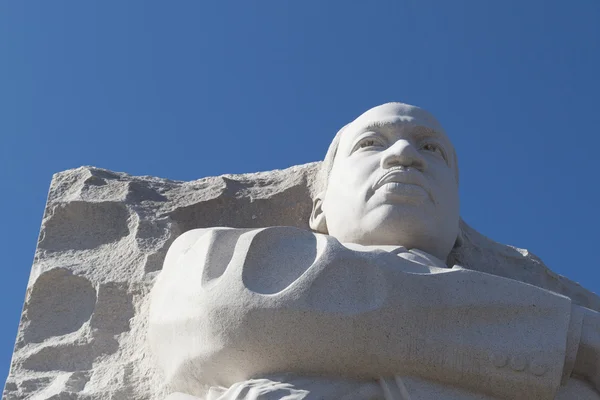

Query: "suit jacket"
(149, 226), (590, 400)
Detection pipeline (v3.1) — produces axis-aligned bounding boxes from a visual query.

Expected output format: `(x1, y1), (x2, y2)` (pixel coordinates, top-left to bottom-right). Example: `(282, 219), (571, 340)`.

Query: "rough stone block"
(3, 163), (598, 399)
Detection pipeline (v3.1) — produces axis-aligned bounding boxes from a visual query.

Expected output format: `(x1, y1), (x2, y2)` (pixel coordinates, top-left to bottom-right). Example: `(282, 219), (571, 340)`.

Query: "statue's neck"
(342, 242), (407, 254)
(341, 242), (448, 269)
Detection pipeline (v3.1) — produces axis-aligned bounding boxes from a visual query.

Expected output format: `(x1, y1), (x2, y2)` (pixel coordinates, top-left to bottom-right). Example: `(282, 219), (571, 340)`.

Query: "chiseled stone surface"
(146, 102), (600, 400)
(2, 163), (317, 400)
(3, 161), (599, 399)
(150, 227), (576, 399)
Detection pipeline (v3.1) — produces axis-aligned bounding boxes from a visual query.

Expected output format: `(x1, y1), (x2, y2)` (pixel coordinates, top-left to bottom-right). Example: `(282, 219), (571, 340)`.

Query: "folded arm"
(150, 226), (595, 399)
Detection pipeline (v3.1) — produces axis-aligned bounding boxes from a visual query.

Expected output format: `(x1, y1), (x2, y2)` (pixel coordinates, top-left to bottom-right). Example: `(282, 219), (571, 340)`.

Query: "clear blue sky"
(1, 1), (599, 385)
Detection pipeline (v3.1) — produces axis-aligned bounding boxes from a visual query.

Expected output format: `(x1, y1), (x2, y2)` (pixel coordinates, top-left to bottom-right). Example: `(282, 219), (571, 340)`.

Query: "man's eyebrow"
(361, 120), (403, 131)
(361, 121), (445, 141)
(410, 126), (446, 141)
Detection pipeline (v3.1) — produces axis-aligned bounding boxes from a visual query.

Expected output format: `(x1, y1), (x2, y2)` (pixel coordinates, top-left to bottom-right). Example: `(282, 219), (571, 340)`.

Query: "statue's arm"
(402, 266), (600, 396)
(150, 226), (597, 399)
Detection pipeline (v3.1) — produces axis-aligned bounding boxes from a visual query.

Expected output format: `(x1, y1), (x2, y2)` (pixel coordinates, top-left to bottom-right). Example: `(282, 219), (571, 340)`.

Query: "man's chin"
(357, 210), (436, 244)
(366, 202), (434, 223)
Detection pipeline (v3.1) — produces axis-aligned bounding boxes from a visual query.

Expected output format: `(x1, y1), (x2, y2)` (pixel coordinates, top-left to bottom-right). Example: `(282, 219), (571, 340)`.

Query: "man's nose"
(380, 139), (427, 171)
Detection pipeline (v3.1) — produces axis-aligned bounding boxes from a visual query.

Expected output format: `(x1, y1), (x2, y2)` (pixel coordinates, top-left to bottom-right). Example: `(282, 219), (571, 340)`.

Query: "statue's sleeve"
(149, 226), (576, 400)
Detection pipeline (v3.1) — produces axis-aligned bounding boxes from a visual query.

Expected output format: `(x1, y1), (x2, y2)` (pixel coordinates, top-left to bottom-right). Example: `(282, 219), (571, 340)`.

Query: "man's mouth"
(373, 168), (432, 200)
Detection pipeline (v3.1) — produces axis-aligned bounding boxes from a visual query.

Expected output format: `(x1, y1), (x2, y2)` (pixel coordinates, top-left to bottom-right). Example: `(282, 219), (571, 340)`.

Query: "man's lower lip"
(377, 182), (428, 196)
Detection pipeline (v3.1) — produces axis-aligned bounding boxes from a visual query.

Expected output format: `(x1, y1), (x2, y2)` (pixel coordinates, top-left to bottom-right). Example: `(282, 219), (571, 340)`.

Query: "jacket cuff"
(563, 304), (585, 384)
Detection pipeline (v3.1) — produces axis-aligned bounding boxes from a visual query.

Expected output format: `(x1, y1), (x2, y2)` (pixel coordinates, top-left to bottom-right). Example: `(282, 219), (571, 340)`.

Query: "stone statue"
(148, 103), (600, 399)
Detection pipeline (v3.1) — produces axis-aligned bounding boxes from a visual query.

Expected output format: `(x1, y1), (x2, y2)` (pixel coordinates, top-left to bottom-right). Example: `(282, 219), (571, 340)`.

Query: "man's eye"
(422, 143), (443, 155)
(358, 139), (382, 149)
(359, 139), (376, 148)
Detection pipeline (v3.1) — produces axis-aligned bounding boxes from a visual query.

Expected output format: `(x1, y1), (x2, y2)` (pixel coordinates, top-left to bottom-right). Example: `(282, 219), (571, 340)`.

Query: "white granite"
(4, 105), (600, 400)
(149, 103), (600, 399)
(2, 163), (320, 400)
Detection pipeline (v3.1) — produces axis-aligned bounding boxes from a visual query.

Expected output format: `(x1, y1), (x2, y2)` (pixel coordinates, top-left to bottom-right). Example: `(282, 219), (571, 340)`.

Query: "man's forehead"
(347, 102), (446, 136)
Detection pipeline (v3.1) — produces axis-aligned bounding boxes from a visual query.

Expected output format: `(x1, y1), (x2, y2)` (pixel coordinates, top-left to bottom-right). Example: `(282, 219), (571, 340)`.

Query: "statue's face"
(315, 103), (459, 260)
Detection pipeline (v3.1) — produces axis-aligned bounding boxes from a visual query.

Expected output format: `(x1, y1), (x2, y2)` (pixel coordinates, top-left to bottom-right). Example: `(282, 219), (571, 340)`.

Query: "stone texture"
(3, 163), (599, 399)
(149, 227), (575, 399)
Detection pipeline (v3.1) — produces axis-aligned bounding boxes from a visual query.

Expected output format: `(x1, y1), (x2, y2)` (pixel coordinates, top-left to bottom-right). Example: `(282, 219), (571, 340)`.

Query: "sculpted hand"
(574, 306), (600, 390)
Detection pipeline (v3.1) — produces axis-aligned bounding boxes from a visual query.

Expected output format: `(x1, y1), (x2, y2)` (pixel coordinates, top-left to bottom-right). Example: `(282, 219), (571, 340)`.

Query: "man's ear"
(309, 192), (328, 233)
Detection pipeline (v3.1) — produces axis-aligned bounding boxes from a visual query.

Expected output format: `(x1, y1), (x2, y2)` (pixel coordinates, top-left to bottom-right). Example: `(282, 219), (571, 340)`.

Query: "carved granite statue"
(148, 103), (600, 399)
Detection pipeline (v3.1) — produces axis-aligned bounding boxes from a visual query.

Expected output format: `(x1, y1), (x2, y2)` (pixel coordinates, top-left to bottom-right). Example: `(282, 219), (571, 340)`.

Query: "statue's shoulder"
(168, 227), (239, 251)
(164, 226), (326, 271)
(163, 227), (243, 270)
